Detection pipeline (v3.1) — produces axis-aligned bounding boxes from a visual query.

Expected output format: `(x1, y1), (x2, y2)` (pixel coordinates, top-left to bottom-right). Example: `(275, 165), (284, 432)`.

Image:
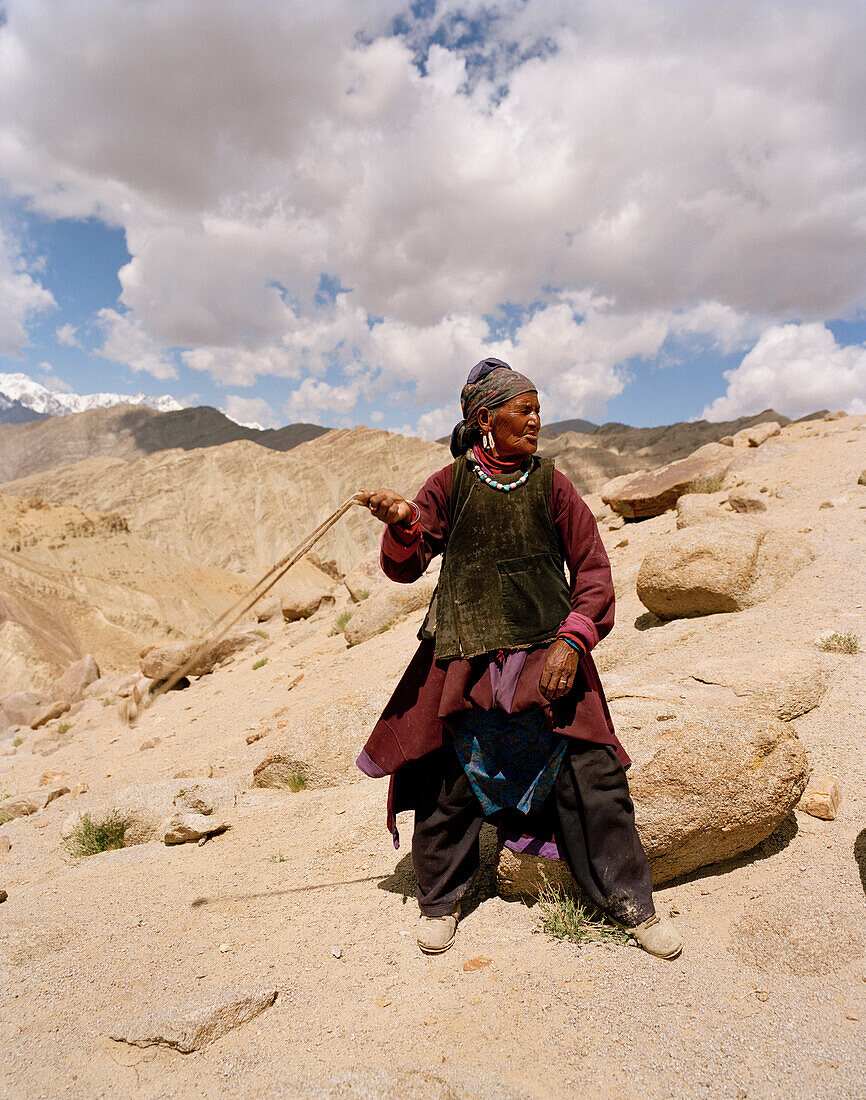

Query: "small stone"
(0, 889), (6, 903)
(845, 1011), (859, 1021)
(0, 835), (10, 853)
(614, 539), (629, 549)
(219, 943), (231, 953)
(139, 738), (160, 751)
(197, 836), (208, 847)
(246, 730), (266, 745)
(463, 957), (492, 972)
(818, 501), (833, 509)
(331, 947), (343, 959)
(376, 997), (392, 1008)
(858, 470), (866, 486)
(727, 493), (767, 514)
(798, 776), (841, 820)
(162, 813), (229, 845)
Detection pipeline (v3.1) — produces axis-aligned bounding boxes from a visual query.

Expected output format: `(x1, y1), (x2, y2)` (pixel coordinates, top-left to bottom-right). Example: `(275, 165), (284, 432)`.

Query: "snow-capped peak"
(0, 372), (183, 417)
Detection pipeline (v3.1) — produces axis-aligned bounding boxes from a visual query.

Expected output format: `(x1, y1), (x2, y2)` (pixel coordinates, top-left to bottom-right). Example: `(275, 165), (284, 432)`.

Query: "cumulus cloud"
(1, 1), (865, 424)
(55, 322), (82, 348)
(702, 323), (866, 420)
(0, 227), (55, 356)
(96, 308), (177, 380)
(222, 394), (279, 430)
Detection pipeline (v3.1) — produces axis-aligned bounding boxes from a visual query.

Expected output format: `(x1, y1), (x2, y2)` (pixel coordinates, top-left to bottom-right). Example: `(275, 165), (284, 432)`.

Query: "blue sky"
(1, 1), (865, 434)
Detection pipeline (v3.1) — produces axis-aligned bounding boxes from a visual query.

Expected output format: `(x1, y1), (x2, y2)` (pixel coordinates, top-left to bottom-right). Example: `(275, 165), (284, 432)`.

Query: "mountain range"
(0, 372), (183, 426)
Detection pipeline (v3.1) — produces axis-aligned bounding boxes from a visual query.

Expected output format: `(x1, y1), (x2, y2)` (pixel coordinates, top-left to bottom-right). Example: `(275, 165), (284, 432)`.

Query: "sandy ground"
(0, 416), (864, 1099)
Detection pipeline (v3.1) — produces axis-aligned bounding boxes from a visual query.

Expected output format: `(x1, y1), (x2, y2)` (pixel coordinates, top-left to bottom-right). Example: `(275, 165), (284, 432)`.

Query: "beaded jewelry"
(472, 457), (536, 492)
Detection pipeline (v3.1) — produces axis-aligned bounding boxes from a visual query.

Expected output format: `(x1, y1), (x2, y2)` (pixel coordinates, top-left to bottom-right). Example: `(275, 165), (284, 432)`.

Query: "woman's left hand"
(539, 638), (580, 701)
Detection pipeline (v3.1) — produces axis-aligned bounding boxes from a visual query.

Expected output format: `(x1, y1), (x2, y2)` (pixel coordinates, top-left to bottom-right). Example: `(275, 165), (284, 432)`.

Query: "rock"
(600, 443), (734, 519)
(277, 564), (334, 622)
(727, 493), (767, 514)
(343, 550), (387, 602)
(38, 770), (69, 787)
(0, 786), (70, 822)
(858, 470), (866, 486)
(823, 410), (847, 421)
(246, 730), (265, 744)
(162, 812), (229, 845)
(497, 699), (808, 895)
(798, 776), (841, 820)
(173, 784), (216, 815)
(281, 589), (332, 622)
(0, 835), (11, 853)
(0, 691), (52, 733)
(733, 421), (781, 448)
(675, 491), (728, 529)
(0, 889), (6, 903)
(30, 700), (70, 730)
(497, 846), (576, 901)
(636, 521), (814, 618)
(819, 500), (833, 509)
(686, 650), (831, 722)
(141, 632), (258, 681)
(108, 987), (277, 1052)
(719, 435), (734, 446)
(49, 655), (100, 705)
(253, 687), (390, 790)
(138, 738), (160, 751)
(344, 574), (438, 646)
(255, 596), (282, 622)
(61, 779), (236, 846)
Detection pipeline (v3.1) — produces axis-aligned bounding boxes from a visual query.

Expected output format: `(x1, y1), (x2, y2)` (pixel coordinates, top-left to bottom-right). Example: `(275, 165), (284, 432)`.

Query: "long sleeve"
(551, 469), (615, 653)
(379, 464), (453, 583)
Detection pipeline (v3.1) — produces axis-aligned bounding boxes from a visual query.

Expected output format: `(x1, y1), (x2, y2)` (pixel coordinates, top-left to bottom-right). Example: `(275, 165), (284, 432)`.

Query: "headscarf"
(449, 357), (537, 457)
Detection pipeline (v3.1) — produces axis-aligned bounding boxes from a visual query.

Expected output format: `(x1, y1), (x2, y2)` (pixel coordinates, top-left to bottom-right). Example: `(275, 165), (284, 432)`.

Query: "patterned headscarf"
(450, 358), (537, 456)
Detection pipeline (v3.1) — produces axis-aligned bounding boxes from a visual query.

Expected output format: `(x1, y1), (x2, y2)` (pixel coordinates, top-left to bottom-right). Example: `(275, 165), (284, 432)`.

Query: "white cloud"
(283, 377), (363, 422)
(702, 323), (866, 421)
(55, 322), (81, 348)
(0, 227), (55, 356)
(1, 1), (866, 423)
(222, 394), (279, 430)
(96, 308), (177, 380)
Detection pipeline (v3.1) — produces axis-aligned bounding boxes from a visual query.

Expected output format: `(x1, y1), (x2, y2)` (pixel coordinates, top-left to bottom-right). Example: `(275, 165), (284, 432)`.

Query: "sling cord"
(140, 494), (366, 714)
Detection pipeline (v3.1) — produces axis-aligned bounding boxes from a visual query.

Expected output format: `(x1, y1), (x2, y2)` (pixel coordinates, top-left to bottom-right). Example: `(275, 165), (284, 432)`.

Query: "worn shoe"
(417, 905), (461, 955)
(623, 913), (683, 959)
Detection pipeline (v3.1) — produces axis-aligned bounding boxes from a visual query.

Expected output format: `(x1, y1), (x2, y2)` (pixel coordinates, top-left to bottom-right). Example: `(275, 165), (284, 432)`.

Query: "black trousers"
(411, 740), (655, 926)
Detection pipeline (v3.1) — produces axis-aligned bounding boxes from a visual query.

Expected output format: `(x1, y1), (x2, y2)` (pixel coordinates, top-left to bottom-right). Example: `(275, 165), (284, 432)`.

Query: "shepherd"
(355, 358), (682, 960)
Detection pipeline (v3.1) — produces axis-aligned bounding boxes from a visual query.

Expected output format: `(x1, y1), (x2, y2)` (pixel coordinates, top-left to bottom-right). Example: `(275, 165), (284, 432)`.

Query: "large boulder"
(343, 574), (437, 647)
(732, 421), (781, 448)
(496, 692), (809, 898)
(0, 691), (69, 733)
(49, 655), (100, 705)
(253, 687), (391, 790)
(141, 632), (259, 681)
(636, 521), (814, 619)
(274, 560), (335, 622)
(600, 443), (735, 519)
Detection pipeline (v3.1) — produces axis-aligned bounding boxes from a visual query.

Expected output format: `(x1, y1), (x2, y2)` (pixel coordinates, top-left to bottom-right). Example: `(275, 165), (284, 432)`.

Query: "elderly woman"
(356, 358), (681, 960)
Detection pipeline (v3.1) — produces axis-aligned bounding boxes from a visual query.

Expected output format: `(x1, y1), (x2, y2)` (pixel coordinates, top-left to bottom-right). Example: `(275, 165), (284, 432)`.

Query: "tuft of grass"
(56, 721), (71, 736)
(357, 588), (370, 601)
(63, 812), (126, 858)
(686, 473), (725, 494)
(334, 610), (353, 630)
(102, 697), (112, 707)
(536, 877), (630, 948)
(12, 736), (23, 747)
(818, 630), (861, 654)
(268, 851), (289, 863)
(277, 773), (307, 793)
(252, 629), (269, 639)
(252, 657), (269, 670)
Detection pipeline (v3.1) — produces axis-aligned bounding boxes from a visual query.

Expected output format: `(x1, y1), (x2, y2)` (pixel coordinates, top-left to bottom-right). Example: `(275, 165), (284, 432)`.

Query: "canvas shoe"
(417, 905), (461, 955)
(622, 913), (683, 959)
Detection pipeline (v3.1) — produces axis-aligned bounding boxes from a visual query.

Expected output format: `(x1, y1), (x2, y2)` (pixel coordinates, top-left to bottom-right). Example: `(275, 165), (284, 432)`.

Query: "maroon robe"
(356, 462), (627, 842)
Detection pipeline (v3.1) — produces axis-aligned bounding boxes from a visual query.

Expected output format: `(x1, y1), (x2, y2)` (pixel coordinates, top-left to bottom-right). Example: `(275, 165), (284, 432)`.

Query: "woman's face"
(480, 391), (541, 457)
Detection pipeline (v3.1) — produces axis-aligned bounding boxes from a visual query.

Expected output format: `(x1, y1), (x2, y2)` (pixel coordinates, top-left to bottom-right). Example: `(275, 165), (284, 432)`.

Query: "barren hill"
(1, 427), (450, 575)
(0, 404), (329, 483)
(0, 493), (254, 694)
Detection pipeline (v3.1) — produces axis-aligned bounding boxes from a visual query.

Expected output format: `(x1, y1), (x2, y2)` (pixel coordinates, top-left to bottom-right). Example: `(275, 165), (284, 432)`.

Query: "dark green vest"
(424, 455), (570, 659)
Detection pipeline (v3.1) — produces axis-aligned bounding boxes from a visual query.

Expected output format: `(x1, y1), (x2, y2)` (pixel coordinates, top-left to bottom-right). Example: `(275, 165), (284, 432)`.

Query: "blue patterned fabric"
(450, 707), (568, 816)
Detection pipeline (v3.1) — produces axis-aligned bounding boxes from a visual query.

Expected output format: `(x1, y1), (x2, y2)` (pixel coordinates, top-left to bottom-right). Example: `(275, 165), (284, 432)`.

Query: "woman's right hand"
(356, 489), (414, 526)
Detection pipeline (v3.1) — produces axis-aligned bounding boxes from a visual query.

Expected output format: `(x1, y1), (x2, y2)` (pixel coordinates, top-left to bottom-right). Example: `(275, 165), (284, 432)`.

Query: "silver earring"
(484, 430), (494, 451)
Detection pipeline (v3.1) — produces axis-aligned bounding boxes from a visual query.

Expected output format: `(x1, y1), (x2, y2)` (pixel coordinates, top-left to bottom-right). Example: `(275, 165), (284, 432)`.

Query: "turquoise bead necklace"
(472, 456), (536, 492)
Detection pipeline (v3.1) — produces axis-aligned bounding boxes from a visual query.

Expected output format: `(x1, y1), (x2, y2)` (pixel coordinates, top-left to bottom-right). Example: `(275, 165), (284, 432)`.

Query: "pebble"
(0, 836), (10, 854)
(0, 889), (6, 903)
(219, 943), (231, 953)
(246, 731), (266, 745)
(331, 947), (342, 959)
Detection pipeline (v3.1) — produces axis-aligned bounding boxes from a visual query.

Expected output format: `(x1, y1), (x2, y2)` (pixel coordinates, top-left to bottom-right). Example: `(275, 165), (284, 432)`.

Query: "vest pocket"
(497, 553), (571, 645)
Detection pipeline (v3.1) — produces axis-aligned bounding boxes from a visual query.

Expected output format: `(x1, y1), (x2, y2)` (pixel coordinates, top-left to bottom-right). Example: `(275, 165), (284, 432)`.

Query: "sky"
(1, 0), (865, 435)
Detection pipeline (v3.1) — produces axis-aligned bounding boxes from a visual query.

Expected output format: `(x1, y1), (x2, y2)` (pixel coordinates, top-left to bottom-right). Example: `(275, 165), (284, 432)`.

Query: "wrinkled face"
(479, 391), (541, 457)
